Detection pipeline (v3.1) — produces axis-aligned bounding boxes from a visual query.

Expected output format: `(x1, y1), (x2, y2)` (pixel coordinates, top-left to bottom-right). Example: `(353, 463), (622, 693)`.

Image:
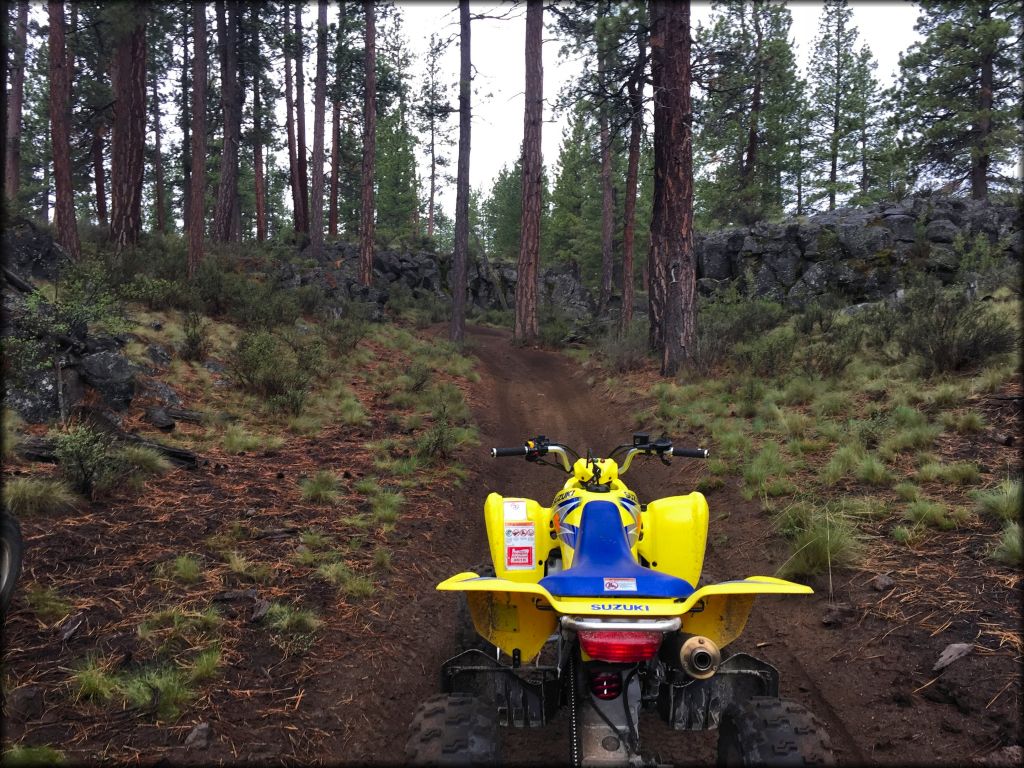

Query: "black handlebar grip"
(492, 446), (530, 458)
(673, 447), (710, 459)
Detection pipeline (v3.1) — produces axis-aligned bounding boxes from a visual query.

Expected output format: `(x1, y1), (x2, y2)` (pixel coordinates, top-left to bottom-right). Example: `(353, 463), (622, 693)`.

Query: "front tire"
(717, 696), (834, 767)
(1, 514), (24, 615)
(406, 693), (500, 766)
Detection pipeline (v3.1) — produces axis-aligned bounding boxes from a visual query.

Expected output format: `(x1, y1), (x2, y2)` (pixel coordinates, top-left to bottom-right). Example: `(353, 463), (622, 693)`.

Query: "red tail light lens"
(589, 672), (622, 700)
(578, 630), (663, 662)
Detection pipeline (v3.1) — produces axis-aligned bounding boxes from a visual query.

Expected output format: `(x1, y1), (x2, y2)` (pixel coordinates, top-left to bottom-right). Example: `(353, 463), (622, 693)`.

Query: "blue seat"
(540, 501), (695, 599)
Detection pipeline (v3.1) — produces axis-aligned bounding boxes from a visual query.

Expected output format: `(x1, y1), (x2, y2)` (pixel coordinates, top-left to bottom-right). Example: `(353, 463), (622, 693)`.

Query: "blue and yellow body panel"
(439, 572), (812, 662)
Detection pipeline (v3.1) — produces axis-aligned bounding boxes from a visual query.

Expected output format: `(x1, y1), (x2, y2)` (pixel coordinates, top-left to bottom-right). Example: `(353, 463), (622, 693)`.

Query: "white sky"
(400, 1), (923, 215)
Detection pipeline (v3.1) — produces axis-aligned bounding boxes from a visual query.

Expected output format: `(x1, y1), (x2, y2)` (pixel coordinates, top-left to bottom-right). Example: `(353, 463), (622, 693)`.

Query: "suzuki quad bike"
(406, 434), (834, 767)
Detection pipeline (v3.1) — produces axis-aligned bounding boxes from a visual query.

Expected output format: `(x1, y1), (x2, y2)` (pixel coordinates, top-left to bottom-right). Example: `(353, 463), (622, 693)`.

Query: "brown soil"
(3, 324), (1019, 765)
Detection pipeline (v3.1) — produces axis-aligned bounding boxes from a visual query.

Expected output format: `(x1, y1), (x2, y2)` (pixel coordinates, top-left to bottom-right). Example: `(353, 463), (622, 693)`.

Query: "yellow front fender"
(439, 573), (812, 660)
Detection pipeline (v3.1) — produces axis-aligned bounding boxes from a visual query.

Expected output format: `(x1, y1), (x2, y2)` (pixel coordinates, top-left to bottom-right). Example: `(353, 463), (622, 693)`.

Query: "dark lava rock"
(6, 686), (45, 722)
(141, 379), (181, 406)
(80, 351), (137, 411)
(144, 407), (176, 431)
(147, 343), (172, 366)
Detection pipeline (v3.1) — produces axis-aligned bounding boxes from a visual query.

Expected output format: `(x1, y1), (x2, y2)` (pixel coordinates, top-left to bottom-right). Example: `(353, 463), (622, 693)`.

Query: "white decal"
(503, 499), (528, 521)
(603, 577), (638, 592)
(504, 520), (535, 570)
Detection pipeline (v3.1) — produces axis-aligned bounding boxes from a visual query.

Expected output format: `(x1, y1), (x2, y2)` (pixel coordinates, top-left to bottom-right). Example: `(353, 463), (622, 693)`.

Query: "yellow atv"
(407, 434), (834, 766)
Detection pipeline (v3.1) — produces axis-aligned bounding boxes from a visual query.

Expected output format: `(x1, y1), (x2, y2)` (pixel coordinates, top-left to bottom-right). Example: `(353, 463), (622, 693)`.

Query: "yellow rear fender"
(438, 573), (812, 658)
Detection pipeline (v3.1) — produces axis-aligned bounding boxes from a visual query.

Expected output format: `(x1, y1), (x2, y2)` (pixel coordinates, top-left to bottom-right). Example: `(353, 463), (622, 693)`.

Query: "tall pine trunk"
(620, 27), (647, 332)
(48, 0), (80, 259)
(151, 76), (166, 233)
(110, 11), (147, 252)
(598, 52), (614, 315)
(514, 0), (543, 344)
(295, 3), (309, 232)
(187, 1), (207, 278)
(329, 99), (340, 236)
(449, 0), (471, 343)
(284, 26), (303, 233)
(971, 23), (993, 201)
(649, 0), (696, 376)
(309, 0), (327, 254)
(91, 123), (107, 227)
(180, 9), (191, 231)
(253, 75), (266, 242)
(359, 0), (376, 287)
(5, 0), (28, 204)
(213, 0), (240, 242)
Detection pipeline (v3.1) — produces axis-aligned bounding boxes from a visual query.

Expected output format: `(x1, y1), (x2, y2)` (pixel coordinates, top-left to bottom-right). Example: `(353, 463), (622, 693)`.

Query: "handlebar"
(491, 434), (708, 475)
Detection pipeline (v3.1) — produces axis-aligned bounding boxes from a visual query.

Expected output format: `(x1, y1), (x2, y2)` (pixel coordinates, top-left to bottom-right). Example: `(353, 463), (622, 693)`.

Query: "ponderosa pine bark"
(514, 0), (543, 344)
(91, 123), (107, 227)
(213, 0), (240, 242)
(151, 75), (166, 233)
(329, 98), (340, 236)
(5, 0), (28, 204)
(48, 0), (80, 259)
(309, 0), (327, 254)
(620, 25), (647, 332)
(284, 20), (303, 234)
(449, 0), (471, 343)
(253, 73), (266, 242)
(187, 1), (207, 278)
(359, 0), (376, 287)
(598, 50), (614, 315)
(110, 10), (147, 252)
(648, 0), (696, 376)
(294, 3), (309, 233)
(180, 9), (191, 231)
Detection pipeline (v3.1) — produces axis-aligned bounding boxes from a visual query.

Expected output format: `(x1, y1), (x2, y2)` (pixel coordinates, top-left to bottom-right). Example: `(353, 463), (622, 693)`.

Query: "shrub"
(179, 312), (210, 361)
(52, 425), (114, 498)
(887, 281), (1017, 375)
(228, 330), (311, 399)
(734, 326), (796, 377)
(538, 305), (572, 348)
(2, 477), (77, 516)
(126, 276), (192, 311)
(598, 320), (650, 373)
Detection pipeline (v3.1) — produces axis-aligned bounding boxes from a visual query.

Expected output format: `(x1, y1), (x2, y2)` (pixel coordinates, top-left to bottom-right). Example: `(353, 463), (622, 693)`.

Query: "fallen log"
(2, 265), (36, 294)
(14, 432), (199, 469)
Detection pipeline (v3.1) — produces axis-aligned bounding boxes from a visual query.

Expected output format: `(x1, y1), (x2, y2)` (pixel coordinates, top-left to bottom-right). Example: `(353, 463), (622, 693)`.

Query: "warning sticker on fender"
(504, 521), (535, 570)
(603, 577), (637, 592)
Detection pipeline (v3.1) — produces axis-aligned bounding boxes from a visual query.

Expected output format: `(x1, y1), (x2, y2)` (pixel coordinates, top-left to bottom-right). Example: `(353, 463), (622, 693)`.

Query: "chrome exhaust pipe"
(660, 633), (721, 679)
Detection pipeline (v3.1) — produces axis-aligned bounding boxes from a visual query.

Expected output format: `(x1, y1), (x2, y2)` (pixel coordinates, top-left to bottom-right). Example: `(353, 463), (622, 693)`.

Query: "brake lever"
(659, 454), (672, 466)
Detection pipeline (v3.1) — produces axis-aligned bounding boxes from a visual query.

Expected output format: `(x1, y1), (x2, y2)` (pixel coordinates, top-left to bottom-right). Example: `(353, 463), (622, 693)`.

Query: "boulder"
(80, 351), (137, 411)
(926, 218), (959, 243)
(1, 218), (69, 282)
(879, 214), (918, 242)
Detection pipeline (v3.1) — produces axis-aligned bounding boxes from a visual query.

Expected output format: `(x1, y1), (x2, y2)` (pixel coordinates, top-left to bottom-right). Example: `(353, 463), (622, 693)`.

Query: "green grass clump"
(990, 522), (1022, 566)
(186, 645), (222, 682)
(156, 555), (203, 585)
(741, 443), (790, 500)
(890, 524), (924, 546)
(820, 443), (865, 485)
(777, 505), (863, 579)
(780, 377), (818, 406)
(115, 445), (172, 477)
(2, 477), (78, 517)
(315, 561), (375, 597)
(119, 665), (194, 720)
(299, 529), (331, 549)
(935, 462), (981, 486)
(371, 490), (405, 523)
(813, 392), (850, 418)
(2, 744), (65, 766)
(288, 414), (323, 436)
(373, 547), (393, 570)
(940, 411), (986, 434)
(893, 482), (920, 502)
(25, 586), (73, 623)
(924, 383), (967, 409)
(855, 454), (892, 486)
(300, 470), (342, 504)
(972, 478), (1021, 522)
(264, 602), (321, 635)
(353, 477), (380, 496)
(222, 425), (284, 454)
(890, 405), (928, 429)
(71, 655), (119, 703)
(878, 424), (942, 459)
(224, 551), (273, 584)
(904, 500), (970, 530)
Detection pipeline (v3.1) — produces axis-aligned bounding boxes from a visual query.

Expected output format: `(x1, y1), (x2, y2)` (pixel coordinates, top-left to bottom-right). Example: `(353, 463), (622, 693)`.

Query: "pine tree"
(359, 0), (376, 286)
(376, 106), (419, 246)
(546, 106), (601, 275)
(415, 33), (454, 241)
(895, 0), (1023, 199)
(309, 0), (328, 254)
(187, 1), (207, 277)
(5, 0), (29, 205)
(48, 0), (81, 259)
(805, 0), (862, 211)
(450, 0), (470, 344)
(694, 0), (805, 226)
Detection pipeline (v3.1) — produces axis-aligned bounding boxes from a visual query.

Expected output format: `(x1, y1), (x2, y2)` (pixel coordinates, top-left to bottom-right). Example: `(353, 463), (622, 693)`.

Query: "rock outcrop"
(694, 195), (1021, 307)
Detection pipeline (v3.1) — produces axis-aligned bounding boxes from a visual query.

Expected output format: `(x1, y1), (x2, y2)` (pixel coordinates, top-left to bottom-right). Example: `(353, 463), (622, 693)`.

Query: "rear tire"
(717, 696), (834, 767)
(1, 514), (24, 616)
(406, 692), (500, 766)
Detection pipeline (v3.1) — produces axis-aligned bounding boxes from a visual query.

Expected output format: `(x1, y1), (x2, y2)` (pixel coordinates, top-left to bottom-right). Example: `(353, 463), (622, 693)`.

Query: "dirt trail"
(381, 325), (1014, 766)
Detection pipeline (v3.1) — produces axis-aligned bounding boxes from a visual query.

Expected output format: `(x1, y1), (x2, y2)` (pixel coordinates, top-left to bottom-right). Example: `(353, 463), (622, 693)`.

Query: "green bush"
(692, 293), (787, 374)
(319, 304), (371, 355)
(879, 281), (1017, 375)
(734, 326), (796, 377)
(179, 312), (210, 361)
(52, 425), (115, 498)
(125, 276), (193, 311)
(228, 330), (314, 402)
(598, 320), (650, 373)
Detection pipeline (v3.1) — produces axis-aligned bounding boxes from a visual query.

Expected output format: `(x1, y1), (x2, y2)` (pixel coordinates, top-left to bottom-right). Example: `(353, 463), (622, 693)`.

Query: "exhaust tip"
(679, 635), (721, 679)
